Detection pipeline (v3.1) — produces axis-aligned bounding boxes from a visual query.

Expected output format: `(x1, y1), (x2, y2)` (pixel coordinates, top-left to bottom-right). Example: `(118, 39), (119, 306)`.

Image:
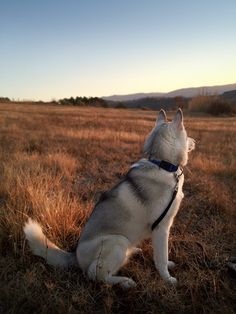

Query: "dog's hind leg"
(87, 236), (136, 289)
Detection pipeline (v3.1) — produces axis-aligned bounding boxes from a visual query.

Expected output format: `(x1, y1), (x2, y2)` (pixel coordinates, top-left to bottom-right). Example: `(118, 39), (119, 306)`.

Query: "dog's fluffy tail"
(23, 219), (77, 268)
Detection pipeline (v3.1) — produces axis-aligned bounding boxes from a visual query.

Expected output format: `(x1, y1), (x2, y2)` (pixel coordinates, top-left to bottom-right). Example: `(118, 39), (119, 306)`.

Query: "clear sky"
(1, 0), (236, 100)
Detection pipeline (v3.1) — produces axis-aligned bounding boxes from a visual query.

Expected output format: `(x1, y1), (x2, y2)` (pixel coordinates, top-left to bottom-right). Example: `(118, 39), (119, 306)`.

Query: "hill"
(103, 83), (236, 101)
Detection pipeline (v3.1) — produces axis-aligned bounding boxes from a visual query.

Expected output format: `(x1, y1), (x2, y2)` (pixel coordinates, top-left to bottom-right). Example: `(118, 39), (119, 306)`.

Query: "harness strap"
(151, 170), (183, 231)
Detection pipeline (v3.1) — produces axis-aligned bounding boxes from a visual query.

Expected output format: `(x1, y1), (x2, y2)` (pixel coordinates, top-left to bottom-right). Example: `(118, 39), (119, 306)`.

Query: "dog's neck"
(148, 151), (187, 168)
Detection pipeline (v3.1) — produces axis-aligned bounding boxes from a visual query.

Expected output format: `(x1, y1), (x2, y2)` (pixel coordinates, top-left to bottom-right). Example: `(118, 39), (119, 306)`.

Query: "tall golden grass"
(0, 103), (235, 313)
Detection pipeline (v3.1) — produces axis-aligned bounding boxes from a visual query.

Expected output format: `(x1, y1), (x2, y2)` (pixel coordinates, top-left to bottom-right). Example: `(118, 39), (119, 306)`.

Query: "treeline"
(58, 96), (188, 110)
(1, 94), (235, 115)
(59, 97), (108, 107)
(0, 95), (188, 110)
(0, 97), (11, 103)
(112, 96), (188, 110)
(0, 96), (109, 107)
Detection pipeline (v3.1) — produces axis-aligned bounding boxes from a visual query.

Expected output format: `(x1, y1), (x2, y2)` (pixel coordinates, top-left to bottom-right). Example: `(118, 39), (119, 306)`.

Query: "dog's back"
(78, 161), (178, 244)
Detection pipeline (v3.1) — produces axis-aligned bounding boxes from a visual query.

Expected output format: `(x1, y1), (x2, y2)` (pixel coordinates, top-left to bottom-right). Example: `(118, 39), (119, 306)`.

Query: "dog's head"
(143, 109), (195, 166)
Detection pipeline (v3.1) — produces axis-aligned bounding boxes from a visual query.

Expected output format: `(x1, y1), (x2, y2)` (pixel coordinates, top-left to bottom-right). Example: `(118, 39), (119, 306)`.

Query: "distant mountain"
(103, 83), (236, 101)
(103, 92), (165, 102)
(166, 84), (236, 98)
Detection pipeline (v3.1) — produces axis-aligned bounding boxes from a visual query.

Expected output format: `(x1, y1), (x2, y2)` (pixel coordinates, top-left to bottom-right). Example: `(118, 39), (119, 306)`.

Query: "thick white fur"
(24, 109), (195, 288)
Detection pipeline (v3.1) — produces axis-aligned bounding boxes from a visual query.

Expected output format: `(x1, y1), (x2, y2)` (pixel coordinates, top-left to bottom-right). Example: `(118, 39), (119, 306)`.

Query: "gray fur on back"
(79, 160), (173, 243)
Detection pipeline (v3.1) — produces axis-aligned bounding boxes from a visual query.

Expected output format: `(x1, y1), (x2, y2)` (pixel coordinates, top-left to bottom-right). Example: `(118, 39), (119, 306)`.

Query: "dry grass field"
(0, 102), (236, 313)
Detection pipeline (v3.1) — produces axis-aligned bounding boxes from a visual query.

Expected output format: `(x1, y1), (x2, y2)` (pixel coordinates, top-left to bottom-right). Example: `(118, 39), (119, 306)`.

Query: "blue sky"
(1, 0), (236, 100)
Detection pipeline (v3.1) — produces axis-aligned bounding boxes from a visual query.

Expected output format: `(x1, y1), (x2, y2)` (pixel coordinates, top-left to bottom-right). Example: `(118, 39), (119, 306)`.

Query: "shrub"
(188, 96), (211, 112)
(207, 99), (234, 115)
(188, 95), (235, 115)
(0, 97), (11, 103)
(115, 102), (127, 109)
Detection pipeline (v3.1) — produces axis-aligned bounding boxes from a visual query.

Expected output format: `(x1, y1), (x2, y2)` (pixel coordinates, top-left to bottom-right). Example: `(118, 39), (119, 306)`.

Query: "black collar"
(149, 159), (178, 172)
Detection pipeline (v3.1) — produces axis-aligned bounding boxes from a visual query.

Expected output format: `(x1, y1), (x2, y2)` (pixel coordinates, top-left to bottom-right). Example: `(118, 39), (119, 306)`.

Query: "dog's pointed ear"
(173, 108), (184, 130)
(144, 109), (167, 155)
(156, 109), (167, 125)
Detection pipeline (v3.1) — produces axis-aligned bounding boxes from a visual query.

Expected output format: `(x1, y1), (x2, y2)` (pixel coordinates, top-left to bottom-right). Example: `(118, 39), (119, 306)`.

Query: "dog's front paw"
(166, 276), (177, 285)
(120, 278), (137, 289)
(168, 261), (176, 269)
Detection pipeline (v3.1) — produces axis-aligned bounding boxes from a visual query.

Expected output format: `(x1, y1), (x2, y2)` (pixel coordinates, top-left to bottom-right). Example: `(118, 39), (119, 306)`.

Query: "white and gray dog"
(24, 109), (195, 288)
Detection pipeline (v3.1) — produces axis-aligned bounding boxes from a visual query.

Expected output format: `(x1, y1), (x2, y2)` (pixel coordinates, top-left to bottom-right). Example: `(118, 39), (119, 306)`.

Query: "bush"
(207, 99), (234, 115)
(115, 102), (127, 109)
(58, 96), (108, 107)
(0, 97), (11, 103)
(188, 96), (211, 112)
(188, 96), (235, 115)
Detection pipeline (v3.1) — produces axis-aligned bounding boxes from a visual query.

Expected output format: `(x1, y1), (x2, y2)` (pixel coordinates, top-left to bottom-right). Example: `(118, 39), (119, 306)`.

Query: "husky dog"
(24, 109), (195, 288)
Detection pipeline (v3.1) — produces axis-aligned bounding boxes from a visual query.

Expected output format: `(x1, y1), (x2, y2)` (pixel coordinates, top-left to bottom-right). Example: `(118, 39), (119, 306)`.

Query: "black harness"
(149, 159), (183, 231)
